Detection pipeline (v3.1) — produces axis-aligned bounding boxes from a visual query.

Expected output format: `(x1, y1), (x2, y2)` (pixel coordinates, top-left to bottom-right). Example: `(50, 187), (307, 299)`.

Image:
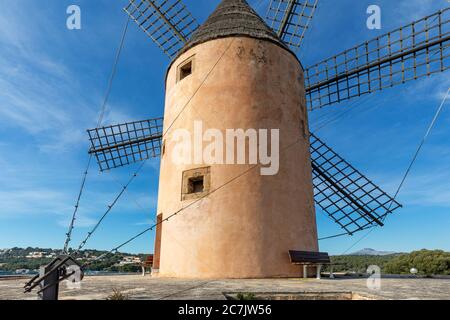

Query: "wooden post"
(38, 265), (59, 300)
(303, 265), (308, 279)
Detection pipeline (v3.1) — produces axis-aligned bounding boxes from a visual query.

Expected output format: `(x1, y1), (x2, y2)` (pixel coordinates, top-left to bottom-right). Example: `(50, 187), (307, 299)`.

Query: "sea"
(0, 270), (139, 277)
(0, 270), (38, 276)
(0, 271), (20, 276)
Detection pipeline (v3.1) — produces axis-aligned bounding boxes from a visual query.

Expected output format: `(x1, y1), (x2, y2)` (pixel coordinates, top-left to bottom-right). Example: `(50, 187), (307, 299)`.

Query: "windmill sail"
(88, 118), (163, 171)
(310, 133), (401, 235)
(305, 7), (450, 110)
(265, 0), (319, 51)
(124, 0), (199, 58)
(87, 118), (400, 236)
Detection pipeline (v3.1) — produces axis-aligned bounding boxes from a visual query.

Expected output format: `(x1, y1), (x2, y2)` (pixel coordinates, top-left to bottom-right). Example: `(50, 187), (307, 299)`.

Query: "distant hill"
(349, 248), (398, 256)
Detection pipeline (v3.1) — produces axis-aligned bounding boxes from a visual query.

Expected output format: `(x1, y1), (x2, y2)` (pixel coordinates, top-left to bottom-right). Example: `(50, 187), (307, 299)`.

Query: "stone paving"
(1, 275), (449, 300)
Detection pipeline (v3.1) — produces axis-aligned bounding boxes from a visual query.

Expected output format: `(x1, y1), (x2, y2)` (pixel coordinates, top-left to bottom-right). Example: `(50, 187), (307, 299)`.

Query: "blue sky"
(0, 0), (449, 255)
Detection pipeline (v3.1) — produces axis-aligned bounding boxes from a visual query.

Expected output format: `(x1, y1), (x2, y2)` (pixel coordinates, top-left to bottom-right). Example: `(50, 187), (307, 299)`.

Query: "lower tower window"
(182, 167), (211, 201)
(189, 176), (204, 194)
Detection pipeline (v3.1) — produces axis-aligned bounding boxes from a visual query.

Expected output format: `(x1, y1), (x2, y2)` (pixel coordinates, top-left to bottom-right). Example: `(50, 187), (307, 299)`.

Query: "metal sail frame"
(87, 118), (163, 172)
(305, 7), (450, 110)
(84, 2), (450, 237)
(310, 133), (401, 235)
(265, 0), (319, 51)
(124, 0), (199, 58)
(87, 118), (402, 236)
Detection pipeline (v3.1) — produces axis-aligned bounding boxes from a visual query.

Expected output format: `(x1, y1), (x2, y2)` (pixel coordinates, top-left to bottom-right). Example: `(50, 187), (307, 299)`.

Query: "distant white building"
(26, 252), (44, 259)
(118, 256), (141, 266)
(15, 269), (30, 274)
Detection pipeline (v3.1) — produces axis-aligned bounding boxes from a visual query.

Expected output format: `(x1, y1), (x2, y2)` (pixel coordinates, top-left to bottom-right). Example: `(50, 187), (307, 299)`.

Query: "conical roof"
(176, 0), (291, 57)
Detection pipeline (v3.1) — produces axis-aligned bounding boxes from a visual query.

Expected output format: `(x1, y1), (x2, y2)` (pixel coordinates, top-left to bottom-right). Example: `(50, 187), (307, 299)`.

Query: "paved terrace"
(1, 275), (449, 300)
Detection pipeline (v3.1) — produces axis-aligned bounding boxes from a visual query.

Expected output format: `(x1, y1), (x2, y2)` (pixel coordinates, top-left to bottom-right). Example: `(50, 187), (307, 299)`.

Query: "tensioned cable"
(111, 172), (226, 286)
(312, 45), (449, 133)
(386, 87), (450, 212)
(314, 49), (449, 240)
(75, 12), (254, 263)
(75, 23), (239, 259)
(74, 161), (147, 254)
(155, 0), (266, 142)
(80, 0), (304, 263)
(311, 93), (375, 133)
(322, 87), (450, 250)
(82, 134), (307, 267)
(161, 38), (236, 139)
(89, 164), (262, 263)
(63, 16), (130, 253)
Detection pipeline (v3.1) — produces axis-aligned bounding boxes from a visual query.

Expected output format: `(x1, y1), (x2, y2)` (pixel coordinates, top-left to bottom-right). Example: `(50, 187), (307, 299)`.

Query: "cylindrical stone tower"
(153, 0), (318, 278)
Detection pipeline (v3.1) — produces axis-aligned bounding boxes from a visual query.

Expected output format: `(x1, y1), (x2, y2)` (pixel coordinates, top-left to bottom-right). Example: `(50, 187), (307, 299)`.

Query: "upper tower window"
(177, 56), (195, 82)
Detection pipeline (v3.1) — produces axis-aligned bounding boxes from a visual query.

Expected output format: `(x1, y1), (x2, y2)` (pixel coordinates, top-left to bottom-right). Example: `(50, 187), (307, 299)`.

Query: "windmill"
(84, 0), (449, 278)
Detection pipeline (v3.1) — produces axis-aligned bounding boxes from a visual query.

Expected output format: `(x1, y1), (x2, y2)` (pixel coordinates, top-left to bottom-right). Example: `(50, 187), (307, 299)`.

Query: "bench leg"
(141, 266), (146, 277)
(330, 265), (335, 279)
(303, 265), (308, 279)
(316, 264), (322, 279)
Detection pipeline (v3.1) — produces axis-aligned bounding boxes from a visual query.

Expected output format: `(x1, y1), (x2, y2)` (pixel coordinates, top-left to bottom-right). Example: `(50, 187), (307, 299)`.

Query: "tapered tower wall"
(155, 37), (318, 278)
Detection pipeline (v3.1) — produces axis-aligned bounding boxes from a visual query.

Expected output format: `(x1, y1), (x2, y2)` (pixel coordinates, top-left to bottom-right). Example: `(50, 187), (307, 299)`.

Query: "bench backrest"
(288, 250), (331, 264)
(143, 255), (154, 267)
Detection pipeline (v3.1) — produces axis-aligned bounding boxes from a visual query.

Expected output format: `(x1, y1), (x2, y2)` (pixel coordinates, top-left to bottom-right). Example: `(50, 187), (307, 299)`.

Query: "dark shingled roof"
(175, 0), (292, 58)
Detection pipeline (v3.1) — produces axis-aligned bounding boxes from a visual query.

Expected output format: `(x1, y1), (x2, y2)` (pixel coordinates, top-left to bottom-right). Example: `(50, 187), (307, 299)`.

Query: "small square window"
(177, 56), (195, 82)
(182, 167), (210, 201)
(180, 61), (192, 79)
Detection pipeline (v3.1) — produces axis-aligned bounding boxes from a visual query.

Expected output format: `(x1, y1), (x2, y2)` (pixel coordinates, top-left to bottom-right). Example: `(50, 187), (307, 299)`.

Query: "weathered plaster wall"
(155, 37), (318, 278)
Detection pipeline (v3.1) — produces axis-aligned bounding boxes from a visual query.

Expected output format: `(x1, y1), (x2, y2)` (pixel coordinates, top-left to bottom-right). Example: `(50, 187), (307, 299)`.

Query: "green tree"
(384, 250), (450, 275)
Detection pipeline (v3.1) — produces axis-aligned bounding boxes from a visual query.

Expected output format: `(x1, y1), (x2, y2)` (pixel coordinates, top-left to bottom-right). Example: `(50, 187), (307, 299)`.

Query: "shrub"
(106, 288), (129, 300)
(236, 293), (257, 300)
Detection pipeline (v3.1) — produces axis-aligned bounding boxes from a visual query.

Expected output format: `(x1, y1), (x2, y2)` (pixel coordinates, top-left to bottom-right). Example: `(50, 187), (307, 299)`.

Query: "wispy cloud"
(133, 219), (156, 227)
(0, 189), (72, 219)
(0, 6), (85, 156)
(395, 167), (450, 207)
(395, 0), (439, 22)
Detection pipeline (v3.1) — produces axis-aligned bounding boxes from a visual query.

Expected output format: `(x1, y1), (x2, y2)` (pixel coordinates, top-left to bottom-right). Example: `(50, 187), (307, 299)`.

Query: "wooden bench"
(288, 250), (331, 279)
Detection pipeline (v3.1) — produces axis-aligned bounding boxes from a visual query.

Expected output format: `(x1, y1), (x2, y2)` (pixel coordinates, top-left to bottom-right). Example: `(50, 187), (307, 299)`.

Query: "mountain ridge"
(349, 248), (399, 256)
